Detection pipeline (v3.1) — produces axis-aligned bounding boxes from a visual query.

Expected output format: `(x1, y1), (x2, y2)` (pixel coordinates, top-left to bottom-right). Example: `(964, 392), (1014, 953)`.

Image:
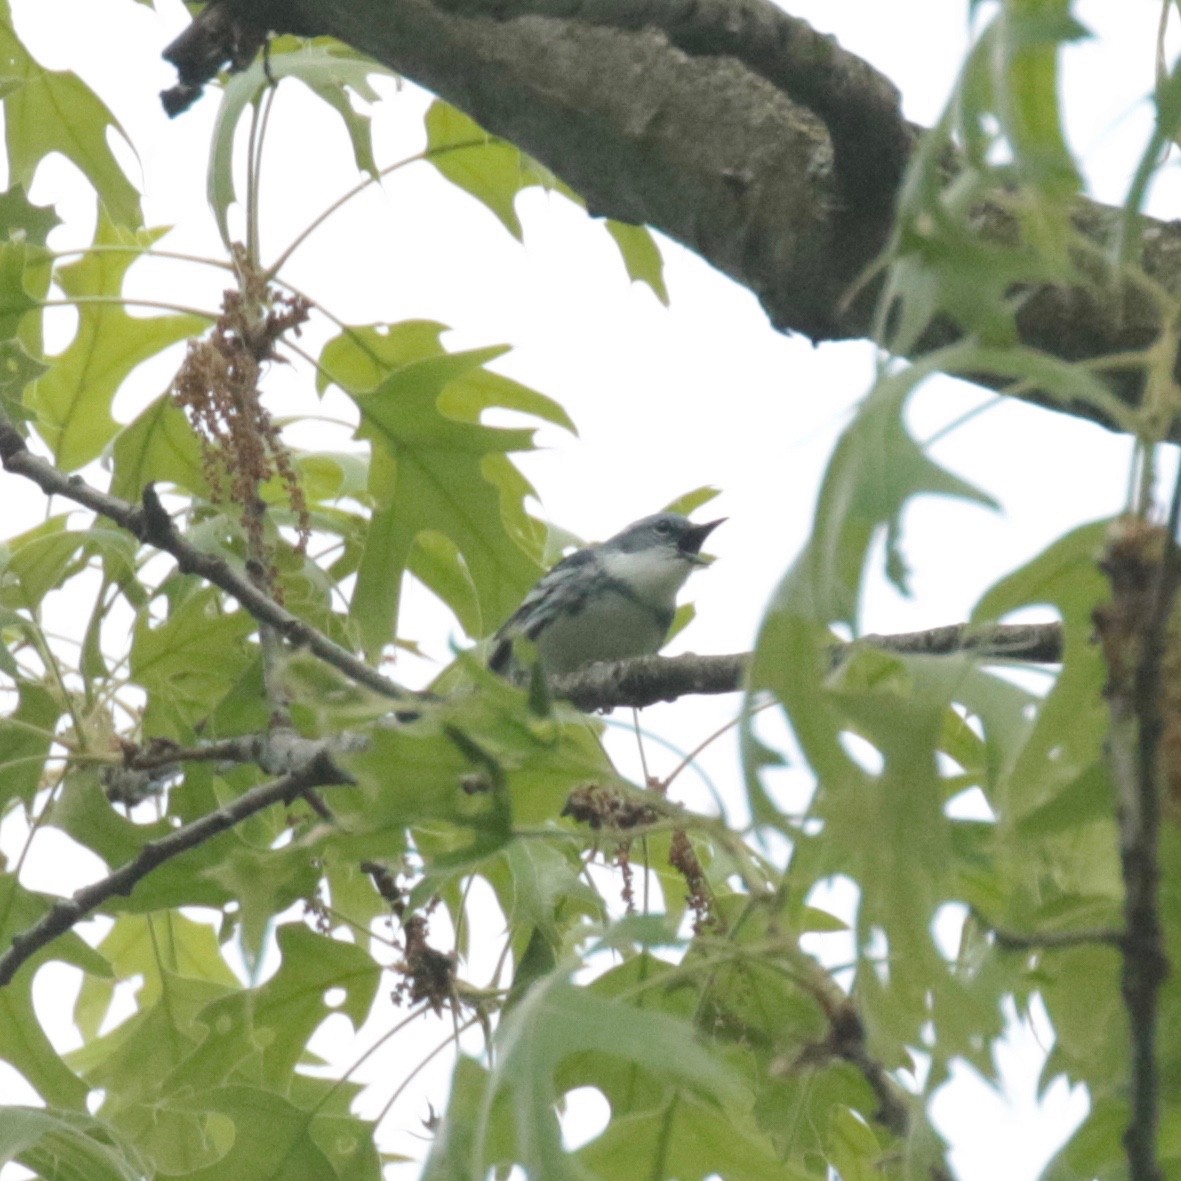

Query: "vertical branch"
(1096, 476), (1181, 1181)
(1126, 473), (1179, 1181)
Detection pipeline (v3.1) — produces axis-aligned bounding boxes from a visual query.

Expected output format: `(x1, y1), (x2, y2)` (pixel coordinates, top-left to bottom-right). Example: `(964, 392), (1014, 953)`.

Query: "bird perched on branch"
(488, 512), (724, 677)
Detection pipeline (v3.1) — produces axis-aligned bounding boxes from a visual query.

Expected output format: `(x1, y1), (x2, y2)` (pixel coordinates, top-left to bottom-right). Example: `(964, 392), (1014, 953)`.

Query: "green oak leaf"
(0, 872), (111, 1108)
(319, 320), (572, 655)
(202, 845), (321, 969)
(0, 516), (136, 613)
(425, 100), (668, 301)
(209, 44), (391, 249)
(578, 1092), (812, 1181)
(0, 678), (59, 810)
(166, 925), (380, 1094)
(0, 183), (60, 245)
(73, 912), (240, 1043)
(172, 1086), (340, 1181)
(26, 212), (206, 471)
(0, 237), (37, 339)
(130, 588), (256, 734)
(0, 337), (45, 424)
(475, 966), (750, 1179)
(0, 1107), (149, 1181)
(0, 4), (141, 226)
(110, 393), (208, 502)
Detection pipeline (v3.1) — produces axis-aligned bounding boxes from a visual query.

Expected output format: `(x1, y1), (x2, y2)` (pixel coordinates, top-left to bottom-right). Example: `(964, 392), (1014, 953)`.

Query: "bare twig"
(116, 729), (365, 775)
(119, 733), (271, 772)
(850, 621), (1063, 664)
(820, 998), (912, 1139)
(99, 733), (277, 806)
(976, 915), (1125, 953)
(0, 415), (420, 704)
(0, 748), (354, 987)
(550, 652), (747, 711)
(994, 927), (1125, 952)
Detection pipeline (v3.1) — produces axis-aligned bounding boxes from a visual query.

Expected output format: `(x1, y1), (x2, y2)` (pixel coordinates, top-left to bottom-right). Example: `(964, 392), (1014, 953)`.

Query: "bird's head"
(605, 512), (725, 567)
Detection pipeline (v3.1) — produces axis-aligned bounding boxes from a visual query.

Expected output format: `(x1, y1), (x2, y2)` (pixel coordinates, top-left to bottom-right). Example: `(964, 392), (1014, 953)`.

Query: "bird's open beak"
(680, 518), (725, 564)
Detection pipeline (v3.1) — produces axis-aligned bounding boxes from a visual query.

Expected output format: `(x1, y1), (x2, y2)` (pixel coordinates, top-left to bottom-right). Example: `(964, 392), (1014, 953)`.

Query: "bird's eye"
(654, 520), (673, 535)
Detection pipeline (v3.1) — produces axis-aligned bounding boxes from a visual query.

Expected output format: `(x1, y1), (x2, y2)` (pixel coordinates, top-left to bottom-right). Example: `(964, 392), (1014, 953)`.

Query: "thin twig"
(987, 924), (1124, 953)
(849, 621), (1063, 662)
(41, 295), (216, 321)
(0, 748), (354, 987)
(781, 962), (951, 1181)
(109, 729), (366, 777)
(0, 414), (420, 704)
(265, 137), (493, 279)
(122, 734), (268, 772)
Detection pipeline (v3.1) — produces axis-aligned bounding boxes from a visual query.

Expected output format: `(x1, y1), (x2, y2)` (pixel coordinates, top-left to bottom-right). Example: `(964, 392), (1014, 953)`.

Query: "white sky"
(2, 0), (1177, 1177)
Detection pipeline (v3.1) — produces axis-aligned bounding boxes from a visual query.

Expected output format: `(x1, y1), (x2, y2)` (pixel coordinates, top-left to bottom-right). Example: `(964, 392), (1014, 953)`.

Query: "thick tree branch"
(0, 749), (354, 987)
(429, 0), (912, 208)
(169, 0), (1181, 436)
(549, 621), (1063, 710)
(0, 416), (419, 704)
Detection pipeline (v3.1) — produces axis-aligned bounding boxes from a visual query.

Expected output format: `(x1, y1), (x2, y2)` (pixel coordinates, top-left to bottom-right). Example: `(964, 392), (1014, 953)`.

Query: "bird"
(488, 512), (724, 677)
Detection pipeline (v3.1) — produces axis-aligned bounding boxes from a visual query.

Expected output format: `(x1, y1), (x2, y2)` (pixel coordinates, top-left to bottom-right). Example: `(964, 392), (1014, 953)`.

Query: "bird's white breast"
(532, 549), (693, 674)
(598, 547), (695, 604)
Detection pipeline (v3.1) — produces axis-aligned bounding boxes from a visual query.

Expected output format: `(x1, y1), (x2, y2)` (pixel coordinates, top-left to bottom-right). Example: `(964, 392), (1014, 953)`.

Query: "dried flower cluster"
(169, 256), (312, 591)
(392, 914), (457, 1015)
(362, 861), (457, 1015)
(668, 828), (716, 932)
(561, 783), (661, 831)
(563, 785), (716, 924)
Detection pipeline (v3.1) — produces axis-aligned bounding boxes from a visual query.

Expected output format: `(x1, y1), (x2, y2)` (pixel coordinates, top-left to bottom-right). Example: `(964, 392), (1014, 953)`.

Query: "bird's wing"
(487, 549), (596, 672)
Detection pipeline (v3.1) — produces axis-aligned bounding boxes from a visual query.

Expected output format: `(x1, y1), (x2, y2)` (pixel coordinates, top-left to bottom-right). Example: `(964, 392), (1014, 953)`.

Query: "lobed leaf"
(319, 321), (569, 655)
(425, 101), (668, 301)
(0, 2), (141, 227)
(208, 43), (391, 249)
(26, 213), (206, 471)
(0, 1107), (149, 1181)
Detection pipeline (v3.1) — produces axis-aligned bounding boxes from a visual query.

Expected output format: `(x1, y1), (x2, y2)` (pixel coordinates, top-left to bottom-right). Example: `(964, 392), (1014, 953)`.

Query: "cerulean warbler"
(489, 512), (724, 676)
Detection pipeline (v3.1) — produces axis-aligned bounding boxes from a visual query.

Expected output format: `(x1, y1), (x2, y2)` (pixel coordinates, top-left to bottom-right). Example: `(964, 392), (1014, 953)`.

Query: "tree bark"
(185, 0), (1181, 435)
